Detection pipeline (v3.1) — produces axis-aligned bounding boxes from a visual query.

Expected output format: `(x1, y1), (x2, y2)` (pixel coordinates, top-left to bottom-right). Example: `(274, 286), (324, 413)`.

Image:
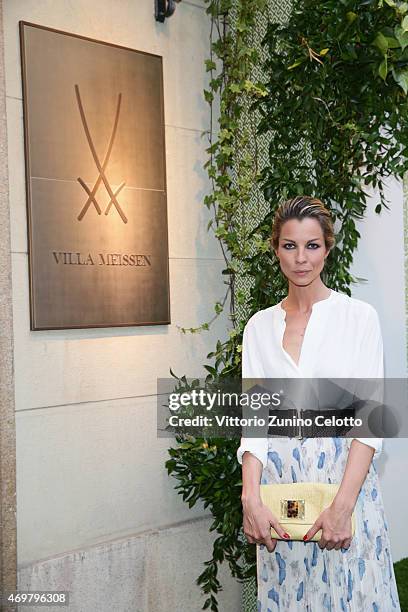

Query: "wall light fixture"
(155, 0), (182, 23)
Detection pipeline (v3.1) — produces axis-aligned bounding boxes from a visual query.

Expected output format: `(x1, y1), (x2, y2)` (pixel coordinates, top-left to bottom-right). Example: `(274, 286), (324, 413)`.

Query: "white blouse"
(237, 289), (384, 469)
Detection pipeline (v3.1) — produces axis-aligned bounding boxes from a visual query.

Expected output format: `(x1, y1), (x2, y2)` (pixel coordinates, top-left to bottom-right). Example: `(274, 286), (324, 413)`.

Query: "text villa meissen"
(52, 252), (151, 266)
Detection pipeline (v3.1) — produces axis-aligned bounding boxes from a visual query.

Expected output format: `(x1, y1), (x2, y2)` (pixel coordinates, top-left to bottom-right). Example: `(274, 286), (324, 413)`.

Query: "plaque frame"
(20, 21), (171, 330)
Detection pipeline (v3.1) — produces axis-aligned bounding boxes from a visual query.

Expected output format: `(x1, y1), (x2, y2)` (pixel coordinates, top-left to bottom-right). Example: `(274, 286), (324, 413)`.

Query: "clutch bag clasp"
(280, 498), (305, 520)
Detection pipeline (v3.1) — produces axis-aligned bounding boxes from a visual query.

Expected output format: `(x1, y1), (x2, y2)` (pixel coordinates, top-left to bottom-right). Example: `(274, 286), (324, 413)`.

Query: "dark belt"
(267, 407), (356, 438)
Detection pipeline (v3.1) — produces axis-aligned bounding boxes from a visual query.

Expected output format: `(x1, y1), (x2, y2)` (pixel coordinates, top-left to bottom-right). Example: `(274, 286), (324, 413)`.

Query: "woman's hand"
(242, 496), (290, 553)
(303, 500), (353, 550)
(303, 440), (375, 550)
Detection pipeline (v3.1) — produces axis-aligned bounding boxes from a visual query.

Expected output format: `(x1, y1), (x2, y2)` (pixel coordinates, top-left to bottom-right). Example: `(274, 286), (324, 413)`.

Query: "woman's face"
(274, 218), (329, 287)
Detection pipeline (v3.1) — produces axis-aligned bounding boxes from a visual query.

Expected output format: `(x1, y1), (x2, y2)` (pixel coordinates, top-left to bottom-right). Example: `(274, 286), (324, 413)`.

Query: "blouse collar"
(277, 288), (336, 317)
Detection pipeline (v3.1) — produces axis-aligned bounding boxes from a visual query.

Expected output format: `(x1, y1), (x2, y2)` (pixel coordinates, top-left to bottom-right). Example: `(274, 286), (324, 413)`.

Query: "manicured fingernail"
(303, 535), (308, 541)
(284, 533), (290, 539)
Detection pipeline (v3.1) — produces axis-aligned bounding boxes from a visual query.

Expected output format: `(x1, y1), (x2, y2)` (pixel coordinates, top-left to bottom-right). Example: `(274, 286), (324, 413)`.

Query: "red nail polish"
(303, 535), (308, 541)
(284, 532), (290, 539)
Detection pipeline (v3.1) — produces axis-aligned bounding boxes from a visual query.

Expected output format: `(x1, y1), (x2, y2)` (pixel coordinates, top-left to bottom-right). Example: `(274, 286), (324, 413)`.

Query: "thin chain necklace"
(282, 306), (312, 337)
(299, 311), (312, 337)
(282, 297), (315, 337)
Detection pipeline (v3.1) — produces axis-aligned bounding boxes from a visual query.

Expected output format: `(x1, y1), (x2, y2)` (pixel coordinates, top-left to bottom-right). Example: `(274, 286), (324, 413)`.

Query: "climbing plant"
(258, 0), (408, 295)
(167, 4), (267, 610)
(166, 1), (408, 611)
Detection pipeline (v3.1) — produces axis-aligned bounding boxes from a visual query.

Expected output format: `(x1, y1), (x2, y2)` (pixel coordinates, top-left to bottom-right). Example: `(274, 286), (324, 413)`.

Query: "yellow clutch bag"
(259, 482), (356, 542)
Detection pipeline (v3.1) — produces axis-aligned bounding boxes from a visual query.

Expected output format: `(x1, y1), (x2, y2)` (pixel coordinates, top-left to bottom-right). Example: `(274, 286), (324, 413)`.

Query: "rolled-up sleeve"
(236, 438), (268, 469)
(352, 306), (384, 459)
(236, 318), (269, 469)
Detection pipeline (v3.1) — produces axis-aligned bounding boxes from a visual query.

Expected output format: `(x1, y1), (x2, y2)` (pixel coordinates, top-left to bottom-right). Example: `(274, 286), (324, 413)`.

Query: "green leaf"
(178, 442), (193, 449)
(392, 67), (408, 93)
(397, 2), (408, 14)
(384, 36), (400, 48)
(288, 58), (305, 69)
(402, 14), (408, 31)
(346, 11), (358, 23)
(373, 32), (388, 53)
(378, 56), (388, 80)
(204, 89), (214, 103)
(229, 83), (241, 94)
(394, 25), (408, 50)
(204, 59), (217, 72)
(214, 302), (224, 314)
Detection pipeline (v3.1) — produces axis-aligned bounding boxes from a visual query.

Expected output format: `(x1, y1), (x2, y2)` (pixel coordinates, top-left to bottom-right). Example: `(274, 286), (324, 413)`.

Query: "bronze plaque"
(20, 22), (170, 329)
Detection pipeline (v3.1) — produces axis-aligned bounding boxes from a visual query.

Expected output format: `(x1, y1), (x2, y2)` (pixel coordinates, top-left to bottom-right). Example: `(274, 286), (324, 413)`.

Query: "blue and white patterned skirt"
(256, 437), (401, 611)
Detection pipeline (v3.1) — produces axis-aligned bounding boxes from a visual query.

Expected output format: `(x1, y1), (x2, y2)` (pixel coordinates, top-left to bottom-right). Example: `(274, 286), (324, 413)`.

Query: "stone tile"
(6, 96), (27, 253)
(16, 395), (215, 563)
(18, 517), (241, 612)
(165, 124), (222, 260)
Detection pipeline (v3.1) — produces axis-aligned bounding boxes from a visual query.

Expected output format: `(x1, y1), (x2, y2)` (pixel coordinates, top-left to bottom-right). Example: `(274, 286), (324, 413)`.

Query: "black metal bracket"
(155, 0), (181, 23)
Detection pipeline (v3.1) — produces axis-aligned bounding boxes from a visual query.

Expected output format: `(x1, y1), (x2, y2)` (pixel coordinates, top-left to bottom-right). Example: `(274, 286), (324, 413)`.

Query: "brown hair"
(270, 195), (335, 252)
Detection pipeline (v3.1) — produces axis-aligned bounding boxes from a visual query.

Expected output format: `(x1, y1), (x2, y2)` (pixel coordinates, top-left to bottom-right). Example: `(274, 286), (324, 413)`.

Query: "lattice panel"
(230, 1), (299, 327)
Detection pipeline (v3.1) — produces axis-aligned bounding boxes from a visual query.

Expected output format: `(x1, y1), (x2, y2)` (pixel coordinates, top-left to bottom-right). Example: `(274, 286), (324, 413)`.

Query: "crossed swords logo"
(75, 84), (128, 223)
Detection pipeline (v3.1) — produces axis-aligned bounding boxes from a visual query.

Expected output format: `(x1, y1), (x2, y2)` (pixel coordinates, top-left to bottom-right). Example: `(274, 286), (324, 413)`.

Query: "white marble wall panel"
(351, 176), (407, 377)
(5, 96), (26, 254)
(165, 124), (222, 260)
(350, 177), (407, 562)
(18, 517), (242, 612)
(16, 395), (221, 564)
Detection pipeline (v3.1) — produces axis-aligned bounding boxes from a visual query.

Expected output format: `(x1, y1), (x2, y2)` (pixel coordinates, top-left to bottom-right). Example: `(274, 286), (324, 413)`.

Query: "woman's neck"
(283, 281), (331, 313)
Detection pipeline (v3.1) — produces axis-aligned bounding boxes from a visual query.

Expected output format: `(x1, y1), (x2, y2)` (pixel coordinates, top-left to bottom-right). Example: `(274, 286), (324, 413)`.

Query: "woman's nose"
(295, 250), (308, 263)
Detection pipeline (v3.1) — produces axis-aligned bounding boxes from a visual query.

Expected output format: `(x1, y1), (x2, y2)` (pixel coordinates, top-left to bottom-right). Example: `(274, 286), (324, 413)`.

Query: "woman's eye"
(282, 243), (320, 249)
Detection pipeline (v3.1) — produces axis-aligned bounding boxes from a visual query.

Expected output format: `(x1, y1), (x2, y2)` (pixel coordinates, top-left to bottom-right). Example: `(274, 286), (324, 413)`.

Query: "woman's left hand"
(303, 501), (353, 550)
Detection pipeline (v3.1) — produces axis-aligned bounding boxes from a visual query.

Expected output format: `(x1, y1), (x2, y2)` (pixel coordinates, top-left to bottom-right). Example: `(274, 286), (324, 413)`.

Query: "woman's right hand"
(242, 496), (290, 553)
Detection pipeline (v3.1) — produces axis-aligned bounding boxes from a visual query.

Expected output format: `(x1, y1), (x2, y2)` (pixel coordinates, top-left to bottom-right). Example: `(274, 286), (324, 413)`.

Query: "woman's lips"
(294, 270), (311, 275)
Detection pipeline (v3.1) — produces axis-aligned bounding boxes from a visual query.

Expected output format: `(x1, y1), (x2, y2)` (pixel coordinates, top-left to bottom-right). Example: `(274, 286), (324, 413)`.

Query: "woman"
(238, 196), (401, 611)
